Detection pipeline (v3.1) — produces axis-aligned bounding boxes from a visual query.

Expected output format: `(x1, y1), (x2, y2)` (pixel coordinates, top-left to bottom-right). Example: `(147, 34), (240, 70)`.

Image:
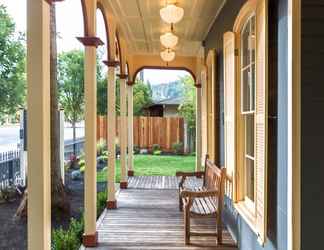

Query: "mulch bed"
(0, 170), (106, 250)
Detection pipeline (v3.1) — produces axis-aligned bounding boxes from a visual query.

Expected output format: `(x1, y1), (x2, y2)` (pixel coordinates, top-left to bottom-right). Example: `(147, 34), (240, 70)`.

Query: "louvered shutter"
(206, 50), (216, 162)
(255, 0), (268, 244)
(223, 31), (237, 201)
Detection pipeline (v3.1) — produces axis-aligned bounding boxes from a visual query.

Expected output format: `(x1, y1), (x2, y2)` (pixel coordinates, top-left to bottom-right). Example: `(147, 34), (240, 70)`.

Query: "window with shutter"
(223, 0), (268, 245)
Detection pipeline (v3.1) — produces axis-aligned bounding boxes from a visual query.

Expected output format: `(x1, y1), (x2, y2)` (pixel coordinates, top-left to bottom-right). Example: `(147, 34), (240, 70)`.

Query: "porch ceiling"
(105, 0), (226, 56)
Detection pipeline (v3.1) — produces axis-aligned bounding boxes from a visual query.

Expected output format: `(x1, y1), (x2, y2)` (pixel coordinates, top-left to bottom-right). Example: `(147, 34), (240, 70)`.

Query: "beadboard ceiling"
(105, 0), (226, 56)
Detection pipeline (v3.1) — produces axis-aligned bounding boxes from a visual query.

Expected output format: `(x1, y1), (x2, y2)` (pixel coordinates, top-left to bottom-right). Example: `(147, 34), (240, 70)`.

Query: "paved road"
(0, 123), (85, 153)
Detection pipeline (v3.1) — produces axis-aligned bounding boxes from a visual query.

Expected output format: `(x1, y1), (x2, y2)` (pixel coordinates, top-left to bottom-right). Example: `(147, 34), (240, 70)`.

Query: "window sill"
(234, 201), (257, 235)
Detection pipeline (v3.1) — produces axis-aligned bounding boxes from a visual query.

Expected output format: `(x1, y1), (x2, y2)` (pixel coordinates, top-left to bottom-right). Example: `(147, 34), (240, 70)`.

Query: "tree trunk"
(50, 3), (70, 214)
(72, 121), (76, 156)
(15, 2), (70, 219)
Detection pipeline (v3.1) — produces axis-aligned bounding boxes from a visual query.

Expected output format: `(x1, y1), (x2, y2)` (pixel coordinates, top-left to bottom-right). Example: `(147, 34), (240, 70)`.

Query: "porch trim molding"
(287, 0), (301, 249)
(77, 36), (104, 48)
(103, 60), (120, 67)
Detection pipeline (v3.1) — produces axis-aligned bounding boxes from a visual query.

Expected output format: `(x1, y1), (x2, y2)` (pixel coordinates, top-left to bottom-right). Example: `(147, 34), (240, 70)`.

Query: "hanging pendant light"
(160, 48), (176, 62)
(160, 4), (184, 24)
(160, 32), (178, 48)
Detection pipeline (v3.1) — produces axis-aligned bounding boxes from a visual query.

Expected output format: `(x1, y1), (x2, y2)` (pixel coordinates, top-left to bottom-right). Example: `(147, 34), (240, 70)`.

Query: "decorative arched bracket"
(194, 82), (202, 88)
(77, 37), (104, 48)
(103, 60), (120, 67)
(44, 0), (64, 4)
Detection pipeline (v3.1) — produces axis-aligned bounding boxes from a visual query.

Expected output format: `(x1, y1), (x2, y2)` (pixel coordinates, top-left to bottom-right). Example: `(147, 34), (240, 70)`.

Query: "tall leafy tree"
(178, 75), (196, 152)
(98, 78), (152, 116)
(58, 50), (85, 152)
(0, 5), (25, 121)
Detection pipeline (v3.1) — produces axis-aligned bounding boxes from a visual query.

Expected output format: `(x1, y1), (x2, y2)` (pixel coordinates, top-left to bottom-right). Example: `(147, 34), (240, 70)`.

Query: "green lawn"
(97, 154), (195, 183)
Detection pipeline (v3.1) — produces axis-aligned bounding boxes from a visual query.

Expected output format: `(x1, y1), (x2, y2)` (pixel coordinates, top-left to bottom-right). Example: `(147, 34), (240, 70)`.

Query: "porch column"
(105, 61), (119, 209)
(195, 83), (202, 172)
(127, 82), (134, 176)
(77, 1), (103, 246)
(27, 1), (51, 249)
(119, 74), (128, 188)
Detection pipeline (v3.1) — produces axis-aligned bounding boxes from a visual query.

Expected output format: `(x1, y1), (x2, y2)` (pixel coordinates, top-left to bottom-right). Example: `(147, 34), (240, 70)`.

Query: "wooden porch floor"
(82, 176), (237, 250)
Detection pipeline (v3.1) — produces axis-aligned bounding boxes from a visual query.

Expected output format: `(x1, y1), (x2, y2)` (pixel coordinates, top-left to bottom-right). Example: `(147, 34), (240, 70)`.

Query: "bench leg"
(179, 194), (183, 211)
(217, 216), (222, 245)
(184, 208), (190, 244)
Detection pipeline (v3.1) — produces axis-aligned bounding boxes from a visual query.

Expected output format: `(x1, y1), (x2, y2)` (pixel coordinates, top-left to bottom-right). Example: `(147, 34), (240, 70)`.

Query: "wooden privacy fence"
(97, 116), (184, 152)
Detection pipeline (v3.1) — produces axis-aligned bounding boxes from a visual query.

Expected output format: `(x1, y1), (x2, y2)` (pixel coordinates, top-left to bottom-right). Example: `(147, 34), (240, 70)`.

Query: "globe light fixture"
(160, 32), (178, 48)
(160, 4), (184, 24)
(160, 48), (176, 62)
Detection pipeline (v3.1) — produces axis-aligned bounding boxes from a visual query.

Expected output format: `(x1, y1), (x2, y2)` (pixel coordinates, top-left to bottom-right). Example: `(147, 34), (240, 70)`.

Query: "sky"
(1, 0), (190, 85)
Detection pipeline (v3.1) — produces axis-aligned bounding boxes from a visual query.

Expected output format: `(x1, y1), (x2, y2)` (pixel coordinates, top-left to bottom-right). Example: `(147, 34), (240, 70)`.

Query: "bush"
(97, 191), (107, 217)
(133, 145), (140, 154)
(172, 142), (183, 155)
(79, 165), (85, 173)
(52, 217), (84, 250)
(153, 150), (162, 155)
(152, 144), (160, 152)
(96, 139), (107, 156)
(97, 154), (108, 164)
(78, 159), (85, 168)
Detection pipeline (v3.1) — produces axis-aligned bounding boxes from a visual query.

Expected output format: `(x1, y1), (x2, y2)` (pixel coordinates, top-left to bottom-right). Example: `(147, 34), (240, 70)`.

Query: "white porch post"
(27, 1), (51, 249)
(195, 83), (202, 173)
(127, 83), (134, 176)
(77, 0), (103, 246)
(119, 75), (128, 188)
(106, 61), (119, 209)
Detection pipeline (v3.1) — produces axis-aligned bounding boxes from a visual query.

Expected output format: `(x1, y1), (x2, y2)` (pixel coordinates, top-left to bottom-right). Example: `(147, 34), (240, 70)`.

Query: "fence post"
(59, 109), (65, 184)
(19, 109), (27, 186)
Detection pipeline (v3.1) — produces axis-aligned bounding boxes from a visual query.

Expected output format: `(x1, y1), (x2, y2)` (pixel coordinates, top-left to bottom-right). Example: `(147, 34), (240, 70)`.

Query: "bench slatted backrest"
(203, 155), (226, 213)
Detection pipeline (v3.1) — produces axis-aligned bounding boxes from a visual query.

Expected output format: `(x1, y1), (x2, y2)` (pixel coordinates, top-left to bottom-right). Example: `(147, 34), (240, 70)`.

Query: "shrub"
(172, 142), (183, 155)
(78, 159), (85, 168)
(153, 150), (162, 156)
(79, 165), (85, 173)
(152, 144), (160, 152)
(133, 145), (140, 154)
(96, 139), (107, 156)
(97, 154), (108, 164)
(97, 191), (107, 217)
(52, 217), (84, 250)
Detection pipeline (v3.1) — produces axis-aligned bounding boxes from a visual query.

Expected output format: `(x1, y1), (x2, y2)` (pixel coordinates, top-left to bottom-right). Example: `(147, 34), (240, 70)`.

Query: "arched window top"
(233, 0), (257, 33)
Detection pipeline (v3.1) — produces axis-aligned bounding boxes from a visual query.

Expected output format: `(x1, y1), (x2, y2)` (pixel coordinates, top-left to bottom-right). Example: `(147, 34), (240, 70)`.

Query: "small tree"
(178, 75), (196, 152)
(58, 50), (85, 155)
(0, 5), (26, 121)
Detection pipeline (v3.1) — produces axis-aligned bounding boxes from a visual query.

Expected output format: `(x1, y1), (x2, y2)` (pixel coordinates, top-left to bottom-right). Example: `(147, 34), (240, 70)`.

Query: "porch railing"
(0, 138), (85, 190)
(0, 150), (21, 189)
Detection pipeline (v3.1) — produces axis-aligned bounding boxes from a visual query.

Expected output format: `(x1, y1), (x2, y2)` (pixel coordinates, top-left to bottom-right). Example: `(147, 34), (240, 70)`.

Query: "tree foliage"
(0, 5), (25, 120)
(178, 75), (196, 130)
(58, 50), (85, 126)
(97, 78), (152, 116)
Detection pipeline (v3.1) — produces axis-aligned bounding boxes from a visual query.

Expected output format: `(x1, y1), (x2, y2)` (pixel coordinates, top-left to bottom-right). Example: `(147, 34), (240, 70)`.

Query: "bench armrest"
(180, 189), (218, 198)
(176, 171), (205, 189)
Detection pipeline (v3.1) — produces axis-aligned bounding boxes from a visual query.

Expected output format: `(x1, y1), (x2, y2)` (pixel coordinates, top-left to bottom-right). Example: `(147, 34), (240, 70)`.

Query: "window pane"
(245, 114), (254, 157)
(242, 22), (250, 68)
(250, 63), (255, 111)
(245, 158), (254, 201)
(250, 16), (256, 64)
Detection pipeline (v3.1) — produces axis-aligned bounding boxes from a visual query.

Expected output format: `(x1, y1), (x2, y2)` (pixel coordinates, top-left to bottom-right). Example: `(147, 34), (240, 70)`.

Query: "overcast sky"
(1, 0), (190, 84)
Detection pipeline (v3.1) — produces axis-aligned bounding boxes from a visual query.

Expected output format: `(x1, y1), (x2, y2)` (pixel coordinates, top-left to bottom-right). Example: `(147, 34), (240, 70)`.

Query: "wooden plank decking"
(82, 176), (237, 250)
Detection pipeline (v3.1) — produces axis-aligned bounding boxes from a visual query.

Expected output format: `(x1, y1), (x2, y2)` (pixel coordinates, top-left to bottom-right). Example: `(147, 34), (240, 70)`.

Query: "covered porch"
(82, 176), (236, 250)
(25, 0), (303, 250)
